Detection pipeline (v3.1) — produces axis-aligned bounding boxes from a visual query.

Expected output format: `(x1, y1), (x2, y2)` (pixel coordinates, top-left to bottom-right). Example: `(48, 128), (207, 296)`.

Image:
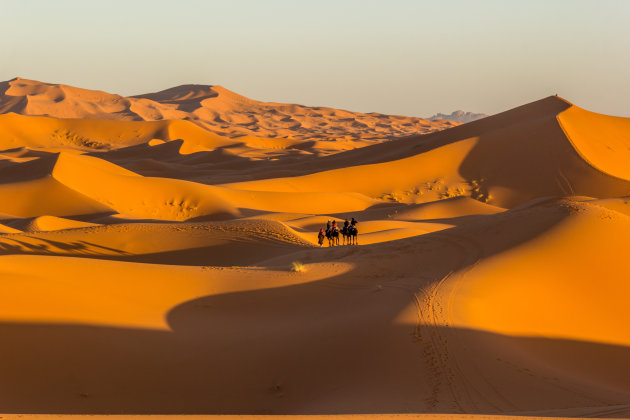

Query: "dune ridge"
(0, 79), (629, 417)
(223, 96), (630, 208)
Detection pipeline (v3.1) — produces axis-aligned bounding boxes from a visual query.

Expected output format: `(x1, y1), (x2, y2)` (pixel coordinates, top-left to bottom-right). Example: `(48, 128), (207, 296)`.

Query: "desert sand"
(0, 78), (629, 418)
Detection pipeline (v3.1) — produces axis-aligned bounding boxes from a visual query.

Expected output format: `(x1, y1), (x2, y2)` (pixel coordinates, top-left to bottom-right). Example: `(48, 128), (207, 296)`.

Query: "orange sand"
(0, 80), (629, 418)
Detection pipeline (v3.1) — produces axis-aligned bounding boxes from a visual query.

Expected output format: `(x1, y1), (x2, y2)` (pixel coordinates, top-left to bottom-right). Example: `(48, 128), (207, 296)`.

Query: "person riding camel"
(318, 228), (325, 246)
(326, 219), (331, 231)
(351, 217), (358, 226)
(332, 220), (338, 230)
(344, 219), (350, 229)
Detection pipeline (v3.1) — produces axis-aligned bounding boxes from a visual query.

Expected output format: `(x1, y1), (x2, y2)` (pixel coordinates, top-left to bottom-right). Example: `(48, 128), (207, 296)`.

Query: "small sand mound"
(20, 215), (100, 232)
(391, 196), (505, 221)
(147, 139), (165, 146)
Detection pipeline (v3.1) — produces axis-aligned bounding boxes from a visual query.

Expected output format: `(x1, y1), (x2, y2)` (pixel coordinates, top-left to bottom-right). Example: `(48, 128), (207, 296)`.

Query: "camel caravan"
(318, 218), (358, 247)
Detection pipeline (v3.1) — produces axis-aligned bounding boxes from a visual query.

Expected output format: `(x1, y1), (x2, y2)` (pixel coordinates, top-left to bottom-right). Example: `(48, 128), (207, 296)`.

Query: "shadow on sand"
(0, 264), (629, 414)
(0, 197), (628, 414)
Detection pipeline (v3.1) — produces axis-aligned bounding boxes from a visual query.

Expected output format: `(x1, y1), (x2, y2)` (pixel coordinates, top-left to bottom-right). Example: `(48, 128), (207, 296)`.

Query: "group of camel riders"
(318, 218), (358, 246)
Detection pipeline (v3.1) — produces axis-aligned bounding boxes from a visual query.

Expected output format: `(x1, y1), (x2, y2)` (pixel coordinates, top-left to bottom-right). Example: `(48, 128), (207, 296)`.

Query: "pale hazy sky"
(1, 0), (629, 117)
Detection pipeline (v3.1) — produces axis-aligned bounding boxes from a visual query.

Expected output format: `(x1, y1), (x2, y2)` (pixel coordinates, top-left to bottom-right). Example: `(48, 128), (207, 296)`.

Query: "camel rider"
(344, 219), (350, 229)
(327, 219), (331, 231)
(332, 220), (338, 231)
(351, 217), (358, 227)
(318, 228), (325, 246)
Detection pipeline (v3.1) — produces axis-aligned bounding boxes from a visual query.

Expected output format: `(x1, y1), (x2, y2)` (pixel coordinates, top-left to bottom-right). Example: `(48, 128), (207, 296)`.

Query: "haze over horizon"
(2, 0), (629, 118)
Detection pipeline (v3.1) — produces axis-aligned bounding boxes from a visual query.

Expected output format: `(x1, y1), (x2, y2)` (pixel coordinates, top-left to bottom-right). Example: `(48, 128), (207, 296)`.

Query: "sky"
(1, 0), (629, 117)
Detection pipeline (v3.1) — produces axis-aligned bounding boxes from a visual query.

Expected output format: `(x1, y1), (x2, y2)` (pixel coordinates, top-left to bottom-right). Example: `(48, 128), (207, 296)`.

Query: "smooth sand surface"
(0, 80), (629, 418)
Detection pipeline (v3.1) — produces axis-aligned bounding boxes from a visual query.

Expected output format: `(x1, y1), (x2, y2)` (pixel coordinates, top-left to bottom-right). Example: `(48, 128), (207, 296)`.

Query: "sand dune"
(0, 112), (237, 152)
(0, 79), (629, 417)
(6, 215), (99, 232)
(1, 78), (458, 149)
(223, 96), (630, 208)
(449, 200), (630, 347)
(0, 219), (312, 265)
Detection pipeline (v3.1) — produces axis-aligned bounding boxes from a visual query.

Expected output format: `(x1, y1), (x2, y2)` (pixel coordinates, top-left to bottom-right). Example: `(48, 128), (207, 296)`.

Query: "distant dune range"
(0, 77), (459, 150)
(0, 78), (629, 417)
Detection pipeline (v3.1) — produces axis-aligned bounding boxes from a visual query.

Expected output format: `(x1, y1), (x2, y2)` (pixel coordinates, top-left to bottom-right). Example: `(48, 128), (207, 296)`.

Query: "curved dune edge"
(0, 255), (354, 330)
(49, 152), (240, 221)
(49, 152), (380, 220)
(557, 105), (630, 182)
(447, 201), (630, 347)
(0, 149), (381, 222)
(0, 176), (112, 218)
(407, 200), (630, 408)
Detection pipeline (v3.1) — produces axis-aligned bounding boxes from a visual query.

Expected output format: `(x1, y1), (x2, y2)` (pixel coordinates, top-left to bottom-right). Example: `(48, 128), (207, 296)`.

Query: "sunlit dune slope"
(0, 175), (111, 218)
(558, 105), (630, 180)
(225, 97), (630, 208)
(0, 148), (378, 221)
(396, 198), (630, 410)
(0, 113), (236, 152)
(448, 199), (630, 347)
(50, 152), (240, 221)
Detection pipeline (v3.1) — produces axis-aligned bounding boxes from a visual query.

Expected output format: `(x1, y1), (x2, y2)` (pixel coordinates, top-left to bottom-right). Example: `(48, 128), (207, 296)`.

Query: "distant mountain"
(429, 110), (487, 124)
